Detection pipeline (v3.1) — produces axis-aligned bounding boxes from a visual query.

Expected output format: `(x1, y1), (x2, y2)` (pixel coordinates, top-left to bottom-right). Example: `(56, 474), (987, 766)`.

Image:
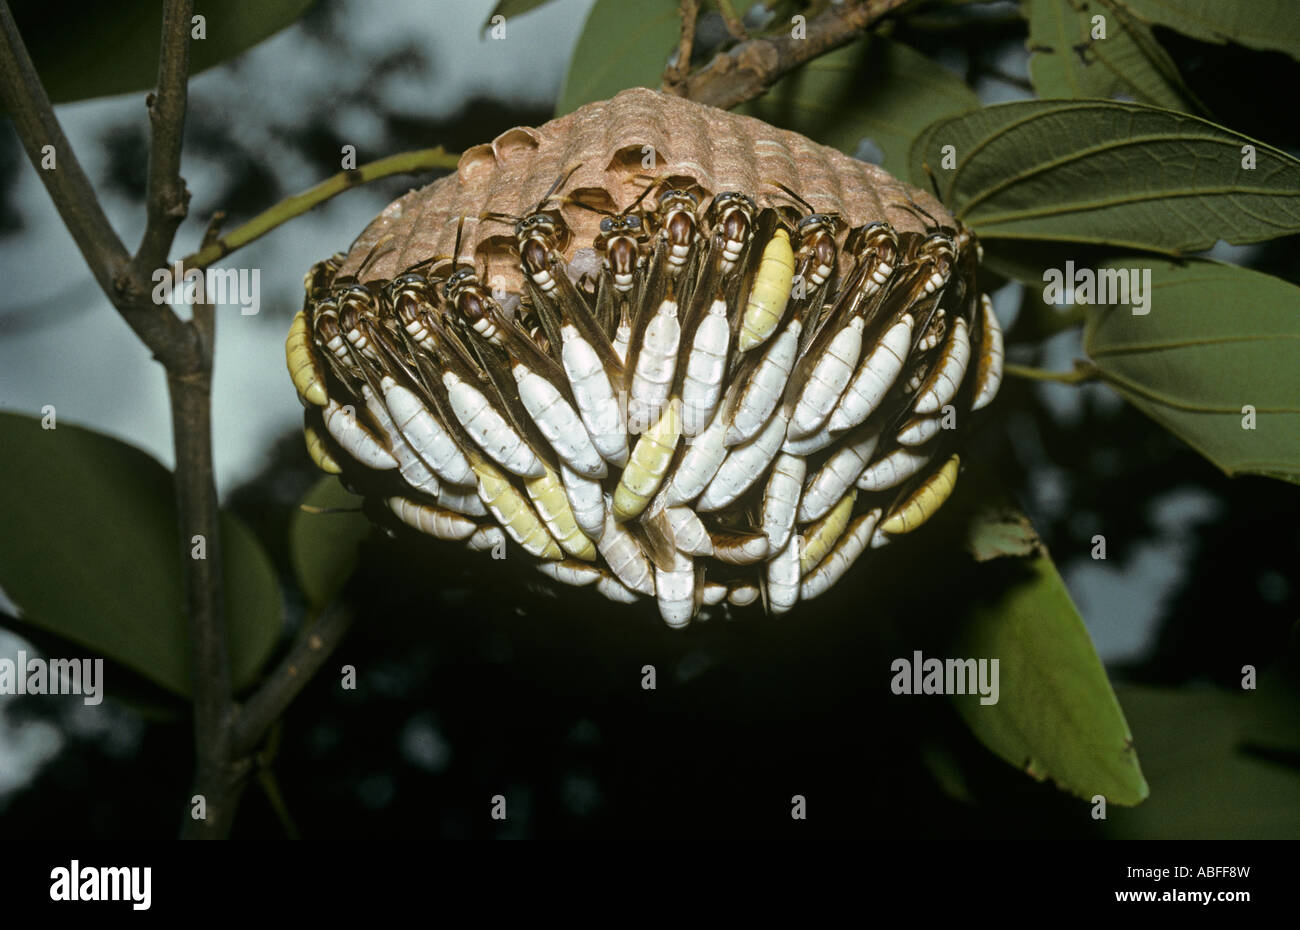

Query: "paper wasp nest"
(287, 88), (1003, 627)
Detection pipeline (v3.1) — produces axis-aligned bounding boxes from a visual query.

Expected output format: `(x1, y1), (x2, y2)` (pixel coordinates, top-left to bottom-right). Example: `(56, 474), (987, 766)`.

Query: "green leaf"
(1104, 685), (1300, 838)
(288, 476), (369, 609)
(484, 0), (561, 30)
(1083, 259), (1300, 484)
(10, 0), (316, 107)
(908, 99), (1300, 253)
(738, 37), (980, 173)
(1025, 0), (1194, 110)
(1119, 0), (1300, 63)
(0, 413), (281, 696)
(554, 0), (680, 116)
(950, 550), (1149, 805)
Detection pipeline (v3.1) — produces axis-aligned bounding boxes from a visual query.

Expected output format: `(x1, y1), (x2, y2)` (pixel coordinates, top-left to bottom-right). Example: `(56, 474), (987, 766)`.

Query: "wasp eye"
(600, 218), (613, 232)
(626, 215), (641, 229)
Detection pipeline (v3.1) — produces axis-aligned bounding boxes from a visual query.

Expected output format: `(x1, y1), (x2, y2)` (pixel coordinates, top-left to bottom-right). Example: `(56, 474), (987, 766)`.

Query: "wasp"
(770, 183), (844, 315)
(567, 178), (658, 296)
(645, 185), (704, 277)
(703, 191), (758, 277)
(480, 164), (581, 299)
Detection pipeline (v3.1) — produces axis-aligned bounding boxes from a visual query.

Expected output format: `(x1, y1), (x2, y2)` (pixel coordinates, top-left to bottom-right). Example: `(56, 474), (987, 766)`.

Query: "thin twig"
(716, 0), (748, 40)
(1004, 361), (1099, 384)
(131, 0), (193, 280)
(257, 766), (302, 840)
(232, 603), (355, 757)
(668, 0), (913, 110)
(663, 0), (701, 90)
(180, 147), (460, 270)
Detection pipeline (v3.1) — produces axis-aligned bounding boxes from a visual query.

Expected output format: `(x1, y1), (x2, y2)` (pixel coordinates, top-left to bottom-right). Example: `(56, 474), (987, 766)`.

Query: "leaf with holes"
(739, 37), (979, 172)
(1026, 0), (1194, 110)
(0, 413), (281, 697)
(555, 0), (680, 116)
(1084, 259), (1300, 484)
(908, 99), (1300, 253)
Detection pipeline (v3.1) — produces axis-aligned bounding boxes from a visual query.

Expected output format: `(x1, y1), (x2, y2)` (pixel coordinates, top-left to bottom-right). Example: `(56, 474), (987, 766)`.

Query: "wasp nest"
(286, 88), (1003, 627)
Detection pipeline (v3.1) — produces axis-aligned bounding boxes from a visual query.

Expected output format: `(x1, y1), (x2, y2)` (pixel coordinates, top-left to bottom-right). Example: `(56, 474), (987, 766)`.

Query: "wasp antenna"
(479, 211), (520, 226)
(566, 194), (617, 217)
(450, 214), (469, 263)
(356, 234), (398, 279)
(923, 163), (943, 204)
(769, 181), (814, 214)
(623, 175), (661, 214)
(401, 253), (453, 275)
(898, 198), (942, 232)
(539, 163), (583, 207)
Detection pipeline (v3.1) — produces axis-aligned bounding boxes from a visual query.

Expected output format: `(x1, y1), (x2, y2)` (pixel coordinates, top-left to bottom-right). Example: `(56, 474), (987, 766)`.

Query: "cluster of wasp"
(286, 167), (1003, 627)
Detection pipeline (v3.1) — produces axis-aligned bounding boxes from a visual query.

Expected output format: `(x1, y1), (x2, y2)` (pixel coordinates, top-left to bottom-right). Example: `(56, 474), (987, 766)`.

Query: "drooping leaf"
(1119, 0), (1300, 63)
(1083, 259), (1300, 484)
(0, 413), (281, 697)
(739, 37), (980, 172)
(9, 0), (316, 107)
(1104, 685), (1300, 838)
(554, 0), (680, 116)
(1025, 0), (1194, 110)
(909, 99), (1300, 253)
(289, 475), (369, 609)
(949, 551), (1149, 805)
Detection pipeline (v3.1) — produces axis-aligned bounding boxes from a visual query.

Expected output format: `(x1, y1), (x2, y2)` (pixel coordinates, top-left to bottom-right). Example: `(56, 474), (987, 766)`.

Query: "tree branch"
(232, 604), (354, 758)
(132, 0), (193, 280)
(0, 3), (128, 292)
(666, 0), (913, 110)
(4, 0), (429, 841)
(169, 364), (237, 839)
(181, 147), (460, 271)
(0, 3), (199, 370)
(663, 0), (700, 88)
(1004, 361), (1099, 385)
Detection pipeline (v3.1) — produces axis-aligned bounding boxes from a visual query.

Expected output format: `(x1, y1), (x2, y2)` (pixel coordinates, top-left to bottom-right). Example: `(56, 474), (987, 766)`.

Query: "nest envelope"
(286, 88), (1004, 627)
